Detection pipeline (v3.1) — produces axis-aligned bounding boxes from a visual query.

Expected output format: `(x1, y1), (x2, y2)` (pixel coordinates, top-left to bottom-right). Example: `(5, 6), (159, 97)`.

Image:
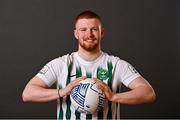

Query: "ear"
(101, 28), (105, 38)
(74, 29), (78, 39)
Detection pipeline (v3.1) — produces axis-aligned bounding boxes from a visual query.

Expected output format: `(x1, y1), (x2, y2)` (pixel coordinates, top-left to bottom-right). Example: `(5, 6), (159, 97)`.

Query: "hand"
(61, 76), (86, 97)
(93, 78), (115, 101)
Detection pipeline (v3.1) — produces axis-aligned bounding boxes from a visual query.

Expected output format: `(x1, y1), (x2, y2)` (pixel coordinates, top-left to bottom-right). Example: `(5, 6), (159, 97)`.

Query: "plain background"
(0, 0), (180, 118)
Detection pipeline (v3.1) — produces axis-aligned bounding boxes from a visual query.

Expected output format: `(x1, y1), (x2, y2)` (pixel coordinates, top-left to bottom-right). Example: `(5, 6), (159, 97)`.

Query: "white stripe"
(80, 113), (86, 120)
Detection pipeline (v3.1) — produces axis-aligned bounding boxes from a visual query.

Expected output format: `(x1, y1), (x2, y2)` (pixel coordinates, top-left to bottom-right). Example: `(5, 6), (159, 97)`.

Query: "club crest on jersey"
(97, 68), (109, 80)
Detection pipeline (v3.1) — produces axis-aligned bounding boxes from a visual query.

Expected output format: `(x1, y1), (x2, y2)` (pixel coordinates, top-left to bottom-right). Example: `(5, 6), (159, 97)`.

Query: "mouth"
(84, 39), (96, 42)
(86, 39), (94, 42)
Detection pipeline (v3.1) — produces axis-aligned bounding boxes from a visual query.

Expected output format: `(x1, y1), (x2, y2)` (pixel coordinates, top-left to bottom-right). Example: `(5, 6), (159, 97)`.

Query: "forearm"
(111, 86), (156, 104)
(22, 76), (86, 103)
(22, 85), (60, 102)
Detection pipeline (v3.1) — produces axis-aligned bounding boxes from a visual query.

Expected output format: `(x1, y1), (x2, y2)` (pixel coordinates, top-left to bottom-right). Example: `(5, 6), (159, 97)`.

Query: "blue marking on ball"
(70, 78), (105, 114)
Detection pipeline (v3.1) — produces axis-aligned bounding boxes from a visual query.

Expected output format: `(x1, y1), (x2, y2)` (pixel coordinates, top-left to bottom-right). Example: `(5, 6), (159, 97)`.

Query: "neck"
(78, 47), (102, 61)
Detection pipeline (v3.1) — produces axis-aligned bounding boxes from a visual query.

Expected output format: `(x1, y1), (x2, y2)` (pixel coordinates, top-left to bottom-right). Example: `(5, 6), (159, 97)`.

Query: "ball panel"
(70, 78), (105, 114)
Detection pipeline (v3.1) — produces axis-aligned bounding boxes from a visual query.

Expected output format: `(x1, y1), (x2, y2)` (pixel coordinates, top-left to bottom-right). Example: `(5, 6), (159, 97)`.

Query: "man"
(22, 10), (156, 119)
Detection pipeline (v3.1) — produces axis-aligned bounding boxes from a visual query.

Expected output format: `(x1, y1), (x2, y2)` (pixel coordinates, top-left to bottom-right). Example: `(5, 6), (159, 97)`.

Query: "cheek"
(79, 34), (87, 40)
(94, 32), (101, 37)
(77, 33), (84, 38)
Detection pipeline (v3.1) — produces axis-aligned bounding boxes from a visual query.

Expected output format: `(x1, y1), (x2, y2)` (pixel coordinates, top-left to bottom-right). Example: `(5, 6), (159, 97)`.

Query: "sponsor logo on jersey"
(39, 65), (50, 74)
(128, 64), (137, 73)
(69, 74), (76, 77)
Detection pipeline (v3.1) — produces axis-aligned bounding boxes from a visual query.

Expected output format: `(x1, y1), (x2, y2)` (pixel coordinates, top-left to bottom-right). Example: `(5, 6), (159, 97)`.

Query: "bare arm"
(22, 76), (86, 102)
(112, 76), (156, 104)
(95, 76), (156, 104)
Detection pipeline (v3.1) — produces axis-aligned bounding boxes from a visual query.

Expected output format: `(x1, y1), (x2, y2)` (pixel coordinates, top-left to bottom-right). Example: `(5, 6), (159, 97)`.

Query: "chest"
(58, 60), (114, 89)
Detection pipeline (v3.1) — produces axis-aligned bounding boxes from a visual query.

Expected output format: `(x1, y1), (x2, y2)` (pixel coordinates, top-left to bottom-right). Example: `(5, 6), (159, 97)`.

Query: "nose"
(86, 29), (94, 38)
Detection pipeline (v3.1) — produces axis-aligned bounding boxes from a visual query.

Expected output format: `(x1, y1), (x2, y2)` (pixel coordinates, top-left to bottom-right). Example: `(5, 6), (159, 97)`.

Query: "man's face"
(74, 18), (104, 51)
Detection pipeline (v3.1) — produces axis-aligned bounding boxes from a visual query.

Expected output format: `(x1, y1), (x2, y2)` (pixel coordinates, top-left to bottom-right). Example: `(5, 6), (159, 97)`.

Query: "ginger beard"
(78, 36), (99, 52)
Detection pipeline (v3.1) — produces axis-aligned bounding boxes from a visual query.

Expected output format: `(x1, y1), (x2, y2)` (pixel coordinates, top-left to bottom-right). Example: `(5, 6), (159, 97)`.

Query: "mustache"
(83, 37), (96, 41)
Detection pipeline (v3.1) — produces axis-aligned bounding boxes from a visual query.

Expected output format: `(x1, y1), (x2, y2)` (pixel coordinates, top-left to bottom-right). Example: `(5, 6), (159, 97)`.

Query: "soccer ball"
(70, 78), (105, 114)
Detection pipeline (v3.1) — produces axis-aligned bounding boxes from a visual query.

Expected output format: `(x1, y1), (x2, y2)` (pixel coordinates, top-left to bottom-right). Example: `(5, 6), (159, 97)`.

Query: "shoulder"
(102, 52), (133, 67)
(47, 52), (74, 67)
(103, 52), (125, 64)
(103, 52), (120, 61)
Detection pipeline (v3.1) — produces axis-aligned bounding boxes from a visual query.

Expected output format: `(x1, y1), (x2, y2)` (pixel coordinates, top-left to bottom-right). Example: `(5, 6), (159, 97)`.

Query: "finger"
(97, 83), (104, 90)
(96, 81), (106, 91)
(92, 77), (97, 81)
(76, 76), (86, 81)
(81, 76), (87, 80)
(95, 80), (105, 86)
(74, 79), (82, 85)
(74, 77), (86, 86)
(70, 79), (81, 87)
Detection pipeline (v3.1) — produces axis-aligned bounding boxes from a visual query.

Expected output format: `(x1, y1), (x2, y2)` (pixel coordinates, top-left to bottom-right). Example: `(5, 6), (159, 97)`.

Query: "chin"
(84, 45), (98, 51)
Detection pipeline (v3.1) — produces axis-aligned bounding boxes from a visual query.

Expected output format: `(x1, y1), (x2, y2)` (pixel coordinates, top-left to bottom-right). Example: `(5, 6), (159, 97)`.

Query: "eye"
(92, 28), (99, 31)
(79, 28), (86, 32)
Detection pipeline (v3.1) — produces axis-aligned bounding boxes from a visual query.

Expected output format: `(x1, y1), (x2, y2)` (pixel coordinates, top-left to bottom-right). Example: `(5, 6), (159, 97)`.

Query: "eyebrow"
(77, 26), (99, 29)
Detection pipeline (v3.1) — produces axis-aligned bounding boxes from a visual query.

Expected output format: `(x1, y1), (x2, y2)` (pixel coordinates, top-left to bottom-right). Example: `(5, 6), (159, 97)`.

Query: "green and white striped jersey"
(37, 52), (140, 119)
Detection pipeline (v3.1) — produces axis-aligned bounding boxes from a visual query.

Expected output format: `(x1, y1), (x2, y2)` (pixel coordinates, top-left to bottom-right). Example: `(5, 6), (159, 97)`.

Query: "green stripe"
(58, 97), (63, 120)
(65, 62), (73, 119)
(115, 86), (120, 119)
(86, 72), (92, 78)
(76, 66), (82, 78)
(58, 85), (63, 119)
(107, 61), (113, 89)
(97, 109), (103, 119)
(75, 110), (80, 120)
(66, 96), (71, 119)
(75, 66), (82, 120)
(86, 72), (92, 119)
(97, 67), (104, 119)
(107, 61), (113, 119)
(86, 114), (92, 119)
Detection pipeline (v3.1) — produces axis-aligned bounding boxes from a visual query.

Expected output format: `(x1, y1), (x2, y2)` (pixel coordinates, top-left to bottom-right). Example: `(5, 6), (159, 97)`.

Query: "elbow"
(146, 88), (156, 103)
(150, 90), (156, 102)
(151, 93), (156, 102)
(22, 91), (32, 102)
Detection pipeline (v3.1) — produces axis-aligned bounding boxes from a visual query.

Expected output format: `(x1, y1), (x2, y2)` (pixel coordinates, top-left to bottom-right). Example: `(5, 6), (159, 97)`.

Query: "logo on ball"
(70, 78), (105, 114)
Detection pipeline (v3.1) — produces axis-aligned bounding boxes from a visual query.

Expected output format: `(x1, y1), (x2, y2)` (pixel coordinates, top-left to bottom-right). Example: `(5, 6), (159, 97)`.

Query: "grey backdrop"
(0, 0), (179, 118)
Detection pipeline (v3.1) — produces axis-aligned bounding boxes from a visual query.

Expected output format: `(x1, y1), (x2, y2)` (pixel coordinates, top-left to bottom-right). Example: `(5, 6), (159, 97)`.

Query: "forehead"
(75, 18), (102, 28)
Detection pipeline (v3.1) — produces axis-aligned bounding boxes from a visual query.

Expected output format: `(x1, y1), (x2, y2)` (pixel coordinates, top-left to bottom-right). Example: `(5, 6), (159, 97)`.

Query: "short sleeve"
(36, 58), (61, 87)
(116, 60), (141, 87)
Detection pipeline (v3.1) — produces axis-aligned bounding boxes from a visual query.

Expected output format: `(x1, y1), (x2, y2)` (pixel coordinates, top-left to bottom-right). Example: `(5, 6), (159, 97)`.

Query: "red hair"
(75, 10), (102, 25)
